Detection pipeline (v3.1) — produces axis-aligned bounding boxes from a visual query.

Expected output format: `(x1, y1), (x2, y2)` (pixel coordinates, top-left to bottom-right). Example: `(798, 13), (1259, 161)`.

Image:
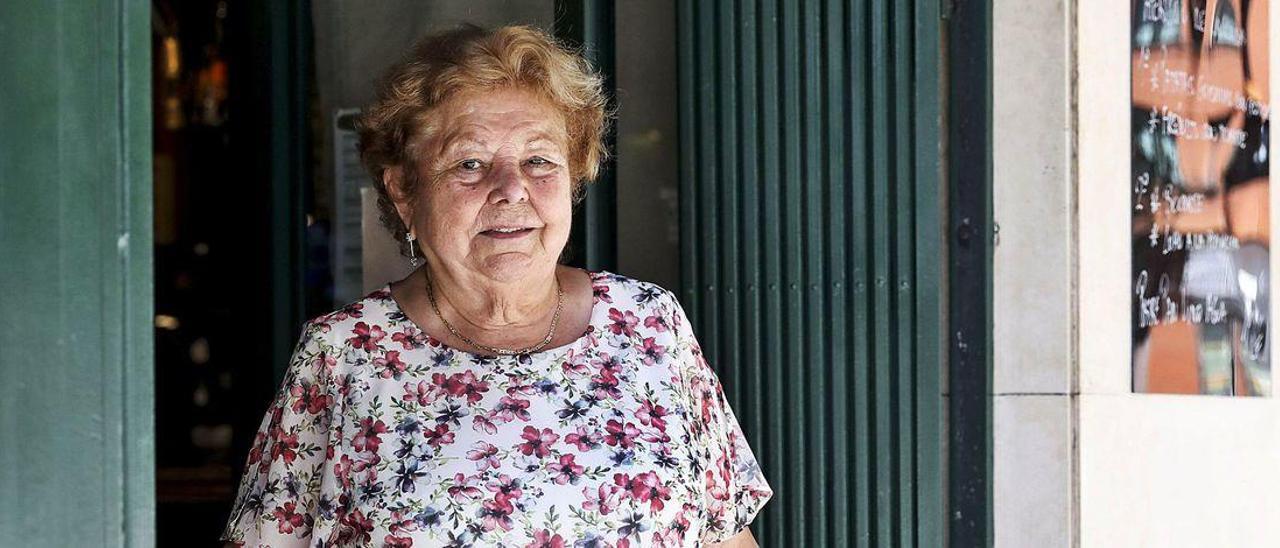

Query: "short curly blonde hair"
(356, 24), (612, 254)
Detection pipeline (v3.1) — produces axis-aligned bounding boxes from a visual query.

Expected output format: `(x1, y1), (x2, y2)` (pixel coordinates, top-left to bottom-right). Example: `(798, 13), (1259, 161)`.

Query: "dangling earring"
(406, 231), (422, 267)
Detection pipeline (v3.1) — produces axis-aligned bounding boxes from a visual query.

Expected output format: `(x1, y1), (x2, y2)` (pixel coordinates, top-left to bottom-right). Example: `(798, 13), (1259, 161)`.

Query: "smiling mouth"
(480, 227), (537, 239)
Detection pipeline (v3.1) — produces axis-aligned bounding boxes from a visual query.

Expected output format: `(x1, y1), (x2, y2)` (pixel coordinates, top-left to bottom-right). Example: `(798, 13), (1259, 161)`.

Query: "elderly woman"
(222, 25), (770, 548)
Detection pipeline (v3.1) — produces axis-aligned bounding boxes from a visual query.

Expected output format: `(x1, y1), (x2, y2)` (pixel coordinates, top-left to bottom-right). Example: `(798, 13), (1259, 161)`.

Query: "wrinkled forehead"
(412, 88), (569, 159)
(438, 122), (565, 154)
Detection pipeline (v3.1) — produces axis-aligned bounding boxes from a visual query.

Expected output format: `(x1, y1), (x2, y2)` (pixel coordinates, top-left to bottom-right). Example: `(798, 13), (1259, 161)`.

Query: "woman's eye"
(458, 159), (484, 171)
(527, 156), (554, 167)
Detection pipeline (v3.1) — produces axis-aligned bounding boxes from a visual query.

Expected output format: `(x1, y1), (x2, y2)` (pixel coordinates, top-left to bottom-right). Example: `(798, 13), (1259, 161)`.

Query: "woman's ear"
(383, 166), (415, 231)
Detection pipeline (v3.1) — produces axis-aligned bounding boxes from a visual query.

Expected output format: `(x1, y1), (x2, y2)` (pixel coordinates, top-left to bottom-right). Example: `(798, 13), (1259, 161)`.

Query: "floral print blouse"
(221, 271), (771, 547)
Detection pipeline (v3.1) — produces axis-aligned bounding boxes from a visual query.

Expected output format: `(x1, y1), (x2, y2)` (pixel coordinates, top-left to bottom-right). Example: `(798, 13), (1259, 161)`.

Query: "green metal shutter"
(0, 1), (154, 546)
(676, 1), (944, 546)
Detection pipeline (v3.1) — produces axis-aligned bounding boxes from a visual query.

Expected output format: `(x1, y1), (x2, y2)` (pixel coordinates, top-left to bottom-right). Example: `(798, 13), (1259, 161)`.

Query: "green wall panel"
(677, 0), (944, 545)
(0, 1), (154, 546)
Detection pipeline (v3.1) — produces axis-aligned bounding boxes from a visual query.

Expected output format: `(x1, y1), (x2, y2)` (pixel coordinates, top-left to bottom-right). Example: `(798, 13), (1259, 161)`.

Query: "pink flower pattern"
(222, 271), (771, 547)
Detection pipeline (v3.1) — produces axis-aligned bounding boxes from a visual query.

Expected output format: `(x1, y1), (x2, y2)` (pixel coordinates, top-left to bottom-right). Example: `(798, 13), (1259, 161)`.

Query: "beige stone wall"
(996, 0), (1280, 545)
(992, 0), (1077, 544)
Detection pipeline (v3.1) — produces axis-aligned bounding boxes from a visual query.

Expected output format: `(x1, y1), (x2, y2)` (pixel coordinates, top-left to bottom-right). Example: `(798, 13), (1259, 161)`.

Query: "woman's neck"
(423, 262), (560, 333)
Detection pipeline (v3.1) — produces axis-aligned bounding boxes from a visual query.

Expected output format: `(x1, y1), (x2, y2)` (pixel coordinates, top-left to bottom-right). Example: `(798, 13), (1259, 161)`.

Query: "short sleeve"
(221, 319), (335, 547)
(666, 292), (773, 544)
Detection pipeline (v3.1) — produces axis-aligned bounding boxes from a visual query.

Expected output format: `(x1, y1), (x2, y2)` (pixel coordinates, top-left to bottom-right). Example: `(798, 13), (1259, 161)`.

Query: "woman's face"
(395, 87), (574, 284)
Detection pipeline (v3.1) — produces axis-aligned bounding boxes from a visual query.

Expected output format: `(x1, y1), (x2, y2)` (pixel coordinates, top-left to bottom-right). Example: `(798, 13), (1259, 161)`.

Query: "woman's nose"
(487, 159), (530, 204)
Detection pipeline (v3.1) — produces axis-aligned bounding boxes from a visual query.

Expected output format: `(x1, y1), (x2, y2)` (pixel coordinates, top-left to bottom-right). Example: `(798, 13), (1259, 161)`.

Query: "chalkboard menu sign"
(1131, 0), (1271, 395)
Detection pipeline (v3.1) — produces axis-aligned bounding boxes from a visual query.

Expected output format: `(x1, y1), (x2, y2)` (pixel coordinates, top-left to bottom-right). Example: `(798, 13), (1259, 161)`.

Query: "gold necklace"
(423, 270), (564, 356)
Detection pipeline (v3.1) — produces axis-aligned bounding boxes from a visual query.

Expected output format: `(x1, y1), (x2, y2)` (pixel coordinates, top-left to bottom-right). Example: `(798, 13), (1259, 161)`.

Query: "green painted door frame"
(946, 0), (995, 545)
(676, 0), (945, 545)
(0, 1), (155, 546)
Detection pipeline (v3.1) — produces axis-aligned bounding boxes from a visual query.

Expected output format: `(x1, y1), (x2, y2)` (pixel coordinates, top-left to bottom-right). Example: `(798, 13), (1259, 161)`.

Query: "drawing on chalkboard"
(1131, 0), (1271, 396)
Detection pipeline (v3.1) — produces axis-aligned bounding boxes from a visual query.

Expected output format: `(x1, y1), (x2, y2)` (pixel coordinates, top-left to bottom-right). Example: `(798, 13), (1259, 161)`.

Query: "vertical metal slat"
(912, 0), (946, 543)
(800, 0), (829, 545)
(778, 0), (807, 543)
(822, 0), (851, 542)
(757, 0), (785, 543)
(715, 0), (742, 421)
(868, 0), (896, 544)
(849, 0), (875, 543)
(893, 0), (919, 545)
